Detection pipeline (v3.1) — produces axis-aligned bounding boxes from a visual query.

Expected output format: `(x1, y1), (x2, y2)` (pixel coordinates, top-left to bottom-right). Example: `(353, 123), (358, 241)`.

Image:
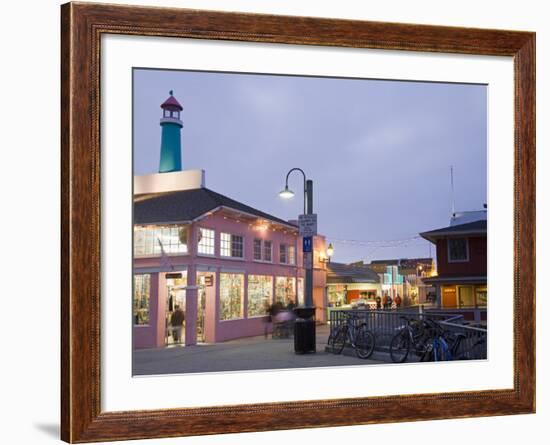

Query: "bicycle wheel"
(390, 330), (410, 363)
(328, 325), (347, 354)
(354, 324), (375, 359)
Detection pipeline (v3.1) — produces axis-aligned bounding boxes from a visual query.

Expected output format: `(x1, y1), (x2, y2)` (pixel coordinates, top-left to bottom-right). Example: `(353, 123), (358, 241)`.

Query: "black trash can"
(294, 307), (316, 354)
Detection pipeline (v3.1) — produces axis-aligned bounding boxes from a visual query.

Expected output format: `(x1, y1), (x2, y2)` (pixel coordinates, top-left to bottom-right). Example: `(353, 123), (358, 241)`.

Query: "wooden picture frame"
(61, 2), (535, 442)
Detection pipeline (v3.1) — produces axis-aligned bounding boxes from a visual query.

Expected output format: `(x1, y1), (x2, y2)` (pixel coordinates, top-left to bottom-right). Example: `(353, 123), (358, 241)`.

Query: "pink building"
(132, 93), (327, 349)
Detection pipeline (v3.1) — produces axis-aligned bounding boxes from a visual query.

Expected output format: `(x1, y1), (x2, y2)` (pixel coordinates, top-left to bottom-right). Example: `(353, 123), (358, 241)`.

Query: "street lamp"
(279, 167), (316, 354)
(319, 243), (335, 264)
(279, 185), (295, 199)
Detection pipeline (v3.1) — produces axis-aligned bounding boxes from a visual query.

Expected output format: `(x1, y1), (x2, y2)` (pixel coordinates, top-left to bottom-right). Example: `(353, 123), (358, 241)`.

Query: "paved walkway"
(133, 324), (383, 376)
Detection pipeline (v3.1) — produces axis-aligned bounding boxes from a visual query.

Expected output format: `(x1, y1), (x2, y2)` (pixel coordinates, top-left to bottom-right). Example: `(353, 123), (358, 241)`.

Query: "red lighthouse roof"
(160, 91), (183, 110)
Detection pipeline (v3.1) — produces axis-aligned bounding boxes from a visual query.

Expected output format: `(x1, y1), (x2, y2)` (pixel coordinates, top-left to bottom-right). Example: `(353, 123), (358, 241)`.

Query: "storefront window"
(297, 278), (304, 306)
(133, 274), (151, 325)
(275, 276), (296, 306)
(134, 225), (188, 256)
(219, 273), (244, 320)
(198, 228), (215, 255)
(475, 286), (488, 307)
(458, 286), (475, 307)
(248, 275), (273, 316)
(328, 285), (346, 307)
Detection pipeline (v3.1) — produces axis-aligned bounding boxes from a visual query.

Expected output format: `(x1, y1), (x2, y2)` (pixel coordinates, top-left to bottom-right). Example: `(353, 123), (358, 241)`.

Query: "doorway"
(165, 272), (187, 346)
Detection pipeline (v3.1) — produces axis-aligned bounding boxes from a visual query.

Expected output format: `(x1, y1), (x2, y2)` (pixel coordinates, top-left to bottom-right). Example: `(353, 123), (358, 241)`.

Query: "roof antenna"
(450, 165), (456, 218)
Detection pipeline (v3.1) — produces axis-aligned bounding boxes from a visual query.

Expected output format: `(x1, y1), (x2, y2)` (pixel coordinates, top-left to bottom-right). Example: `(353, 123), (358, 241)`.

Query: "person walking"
(395, 294), (402, 309)
(170, 304), (185, 343)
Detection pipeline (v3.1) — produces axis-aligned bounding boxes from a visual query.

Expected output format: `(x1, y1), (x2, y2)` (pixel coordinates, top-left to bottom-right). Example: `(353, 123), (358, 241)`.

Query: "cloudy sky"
(133, 68), (487, 264)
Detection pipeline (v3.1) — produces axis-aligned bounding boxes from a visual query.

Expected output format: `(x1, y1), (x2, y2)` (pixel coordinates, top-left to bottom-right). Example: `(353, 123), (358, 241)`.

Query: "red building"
(420, 219), (487, 310)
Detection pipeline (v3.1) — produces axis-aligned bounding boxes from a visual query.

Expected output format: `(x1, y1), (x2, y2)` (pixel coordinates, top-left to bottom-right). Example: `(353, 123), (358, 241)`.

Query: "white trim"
(218, 205), (298, 231)
(219, 231), (246, 259)
(196, 227), (216, 256)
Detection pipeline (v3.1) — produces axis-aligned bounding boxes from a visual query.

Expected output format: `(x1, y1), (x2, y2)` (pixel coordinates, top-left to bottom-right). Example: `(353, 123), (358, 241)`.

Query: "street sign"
(298, 213), (317, 237)
(303, 236), (313, 253)
(303, 251), (313, 269)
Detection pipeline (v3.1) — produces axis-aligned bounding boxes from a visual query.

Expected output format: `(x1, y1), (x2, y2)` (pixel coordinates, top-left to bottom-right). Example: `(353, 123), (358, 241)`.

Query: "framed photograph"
(61, 2), (535, 442)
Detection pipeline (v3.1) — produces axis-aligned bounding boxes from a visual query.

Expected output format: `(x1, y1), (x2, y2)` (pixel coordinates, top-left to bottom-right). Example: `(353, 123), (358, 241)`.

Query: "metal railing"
(328, 309), (487, 360)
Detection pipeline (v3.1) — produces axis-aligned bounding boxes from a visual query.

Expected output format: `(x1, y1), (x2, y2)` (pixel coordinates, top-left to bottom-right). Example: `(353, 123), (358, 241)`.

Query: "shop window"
(197, 228), (215, 255)
(475, 286), (488, 307)
(247, 275), (273, 317)
(328, 285), (346, 307)
(134, 225), (188, 257)
(275, 276), (296, 306)
(219, 273), (244, 320)
(220, 233), (244, 258)
(297, 277), (304, 306)
(458, 286), (475, 307)
(133, 274), (151, 325)
(448, 238), (469, 262)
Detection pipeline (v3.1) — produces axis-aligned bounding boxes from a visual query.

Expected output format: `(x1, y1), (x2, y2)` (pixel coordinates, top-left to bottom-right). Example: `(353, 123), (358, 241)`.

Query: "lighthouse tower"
(158, 91), (183, 173)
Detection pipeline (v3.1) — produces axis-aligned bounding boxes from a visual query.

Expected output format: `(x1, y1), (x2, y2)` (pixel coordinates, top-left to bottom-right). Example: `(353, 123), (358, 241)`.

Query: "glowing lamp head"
(279, 186), (295, 199)
(326, 243), (334, 258)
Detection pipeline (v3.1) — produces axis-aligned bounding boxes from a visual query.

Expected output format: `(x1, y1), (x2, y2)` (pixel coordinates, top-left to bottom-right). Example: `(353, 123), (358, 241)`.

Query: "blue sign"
(303, 236), (313, 253)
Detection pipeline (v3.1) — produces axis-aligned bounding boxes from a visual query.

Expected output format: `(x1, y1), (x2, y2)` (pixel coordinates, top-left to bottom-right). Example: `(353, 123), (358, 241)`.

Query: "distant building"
(326, 262), (381, 307)
(133, 92), (327, 349)
(419, 219), (487, 310)
(367, 257), (435, 277)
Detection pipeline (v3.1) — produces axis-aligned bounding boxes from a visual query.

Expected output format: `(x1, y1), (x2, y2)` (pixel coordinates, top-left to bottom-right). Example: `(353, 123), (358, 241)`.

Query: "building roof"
(369, 257), (433, 267)
(134, 187), (297, 228)
(420, 219), (487, 243)
(161, 93), (183, 111)
(422, 275), (487, 284)
(327, 262), (380, 284)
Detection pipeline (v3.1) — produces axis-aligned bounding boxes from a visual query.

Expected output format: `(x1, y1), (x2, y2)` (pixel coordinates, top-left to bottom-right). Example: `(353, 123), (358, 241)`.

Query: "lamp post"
(279, 168), (316, 354)
(279, 168), (314, 307)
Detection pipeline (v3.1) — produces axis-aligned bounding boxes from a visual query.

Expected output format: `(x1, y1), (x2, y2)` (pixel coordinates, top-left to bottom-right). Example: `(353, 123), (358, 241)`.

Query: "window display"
(219, 273), (244, 320)
(275, 276), (296, 306)
(133, 274), (151, 325)
(247, 275), (273, 316)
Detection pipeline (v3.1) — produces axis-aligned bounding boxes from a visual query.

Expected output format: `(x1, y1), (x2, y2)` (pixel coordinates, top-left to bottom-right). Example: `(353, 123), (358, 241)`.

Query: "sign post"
(298, 180), (316, 308)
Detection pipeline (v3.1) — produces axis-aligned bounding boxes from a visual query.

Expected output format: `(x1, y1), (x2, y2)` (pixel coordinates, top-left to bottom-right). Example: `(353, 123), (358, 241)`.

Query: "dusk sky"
(133, 68), (487, 264)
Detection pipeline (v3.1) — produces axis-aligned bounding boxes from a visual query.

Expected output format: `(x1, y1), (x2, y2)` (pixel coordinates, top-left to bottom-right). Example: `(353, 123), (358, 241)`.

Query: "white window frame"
(133, 225), (189, 258)
(279, 243), (288, 264)
(287, 245), (296, 265)
(447, 237), (470, 263)
(197, 227), (216, 256)
(252, 239), (273, 263)
(220, 232), (245, 259)
(253, 238), (262, 261)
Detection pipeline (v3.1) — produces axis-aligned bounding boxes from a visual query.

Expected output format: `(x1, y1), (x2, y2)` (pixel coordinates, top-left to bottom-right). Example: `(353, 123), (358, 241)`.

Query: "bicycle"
(328, 312), (376, 359)
(389, 316), (437, 363)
